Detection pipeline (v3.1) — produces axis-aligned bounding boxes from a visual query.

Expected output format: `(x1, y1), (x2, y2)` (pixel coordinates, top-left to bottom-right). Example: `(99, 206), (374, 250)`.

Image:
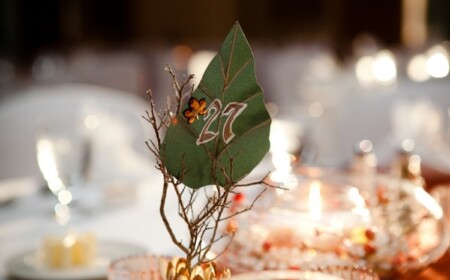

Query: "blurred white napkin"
(0, 177), (38, 205)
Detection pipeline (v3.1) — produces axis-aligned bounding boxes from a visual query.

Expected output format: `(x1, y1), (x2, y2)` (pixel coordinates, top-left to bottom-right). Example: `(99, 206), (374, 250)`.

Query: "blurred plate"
(6, 240), (146, 280)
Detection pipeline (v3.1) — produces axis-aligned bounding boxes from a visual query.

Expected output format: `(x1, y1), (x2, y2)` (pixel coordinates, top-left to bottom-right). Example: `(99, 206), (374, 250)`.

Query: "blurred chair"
(0, 83), (154, 185)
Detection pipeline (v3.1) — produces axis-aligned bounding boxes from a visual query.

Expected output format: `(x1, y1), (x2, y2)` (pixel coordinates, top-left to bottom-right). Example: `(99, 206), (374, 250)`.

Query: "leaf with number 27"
(161, 22), (271, 189)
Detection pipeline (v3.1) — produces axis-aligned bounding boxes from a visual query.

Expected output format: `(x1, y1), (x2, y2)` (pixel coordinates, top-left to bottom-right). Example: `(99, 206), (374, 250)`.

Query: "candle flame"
(308, 180), (322, 221)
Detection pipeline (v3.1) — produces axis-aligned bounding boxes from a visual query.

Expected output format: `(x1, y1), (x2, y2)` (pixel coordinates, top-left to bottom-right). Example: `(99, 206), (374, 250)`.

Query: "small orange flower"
(183, 97), (207, 124)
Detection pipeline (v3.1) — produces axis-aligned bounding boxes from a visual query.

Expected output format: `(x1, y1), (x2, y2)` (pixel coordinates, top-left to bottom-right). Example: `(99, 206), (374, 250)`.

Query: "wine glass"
(36, 119), (91, 225)
(269, 118), (307, 190)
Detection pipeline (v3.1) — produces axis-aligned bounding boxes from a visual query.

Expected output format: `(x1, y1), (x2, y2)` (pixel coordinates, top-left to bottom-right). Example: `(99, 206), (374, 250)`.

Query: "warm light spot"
(426, 46), (449, 78)
(171, 45), (194, 70)
(348, 187), (365, 208)
(308, 102), (323, 118)
(408, 154), (422, 175)
(348, 187), (370, 217)
(269, 119), (302, 187)
(355, 56), (375, 86)
(63, 234), (76, 247)
(407, 54), (429, 82)
(188, 51), (216, 86)
(358, 139), (373, 153)
(37, 138), (64, 194)
(58, 189), (73, 205)
(54, 203), (70, 225)
(401, 139), (415, 152)
(365, 154), (378, 168)
(372, 51), (397, 85)
(350, 226), (369, 244)
(307, 249), (317, 256)
(84, 114), (100, 130)
(308, 180), (322, 221)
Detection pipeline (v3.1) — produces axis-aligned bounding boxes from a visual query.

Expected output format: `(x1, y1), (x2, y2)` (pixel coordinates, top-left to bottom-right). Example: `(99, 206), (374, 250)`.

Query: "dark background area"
(1, 0), (449, 68)
(0, 0), (450, 91)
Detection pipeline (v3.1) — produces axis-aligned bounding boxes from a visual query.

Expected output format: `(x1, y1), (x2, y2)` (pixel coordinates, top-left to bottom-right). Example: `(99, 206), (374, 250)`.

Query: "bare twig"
(144, 66), (278, 273)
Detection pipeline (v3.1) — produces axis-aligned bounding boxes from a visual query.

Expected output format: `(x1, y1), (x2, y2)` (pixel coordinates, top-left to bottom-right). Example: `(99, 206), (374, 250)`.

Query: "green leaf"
(161, 22), (271, 189)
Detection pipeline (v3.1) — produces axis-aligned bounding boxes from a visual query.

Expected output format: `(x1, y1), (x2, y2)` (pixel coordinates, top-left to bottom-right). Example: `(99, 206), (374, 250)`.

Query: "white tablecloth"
(0, 171), (187, 280)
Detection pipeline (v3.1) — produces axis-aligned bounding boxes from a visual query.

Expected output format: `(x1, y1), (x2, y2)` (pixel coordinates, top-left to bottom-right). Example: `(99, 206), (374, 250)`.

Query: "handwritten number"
(196, 99), (221, 145)
(196, 99), (247, 145)
(221, 102), (247, 144)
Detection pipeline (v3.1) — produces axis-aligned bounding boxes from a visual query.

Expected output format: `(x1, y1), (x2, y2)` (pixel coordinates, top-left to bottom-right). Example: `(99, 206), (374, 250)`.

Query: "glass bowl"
(219, 167), (450, 279)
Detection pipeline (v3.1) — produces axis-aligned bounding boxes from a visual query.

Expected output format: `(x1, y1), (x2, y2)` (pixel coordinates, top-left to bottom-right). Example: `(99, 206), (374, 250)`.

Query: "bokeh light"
(372, 50), (397, 85)
(426, 46), (449, 79)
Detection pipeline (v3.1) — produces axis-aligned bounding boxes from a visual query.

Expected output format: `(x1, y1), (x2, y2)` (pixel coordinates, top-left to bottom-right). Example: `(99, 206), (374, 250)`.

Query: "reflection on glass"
(36, 122), (91, 225)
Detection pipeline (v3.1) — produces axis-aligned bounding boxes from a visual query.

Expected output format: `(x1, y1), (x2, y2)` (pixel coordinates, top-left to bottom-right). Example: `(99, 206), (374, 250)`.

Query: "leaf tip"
(233, 21), (242, 31)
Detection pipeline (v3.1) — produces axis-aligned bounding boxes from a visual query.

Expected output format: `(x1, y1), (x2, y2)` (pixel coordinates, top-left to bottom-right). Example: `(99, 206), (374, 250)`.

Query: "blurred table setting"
(3, 1), (450, 278)
(0, 84), (185, 279)
(1, 41), (450, 280)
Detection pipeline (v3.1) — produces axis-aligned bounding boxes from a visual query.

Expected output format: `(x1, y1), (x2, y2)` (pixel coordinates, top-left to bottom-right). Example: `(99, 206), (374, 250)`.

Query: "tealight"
(40, 232), (96, 268)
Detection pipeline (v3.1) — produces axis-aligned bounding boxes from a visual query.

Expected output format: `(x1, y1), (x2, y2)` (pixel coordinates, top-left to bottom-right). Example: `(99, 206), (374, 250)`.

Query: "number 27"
(196, 99), (247, 146)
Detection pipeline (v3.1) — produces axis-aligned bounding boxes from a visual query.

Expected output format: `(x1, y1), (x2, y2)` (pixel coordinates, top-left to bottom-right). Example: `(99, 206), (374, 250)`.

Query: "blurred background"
(1, 0), (450, 179)
(2, 2), (450, 278)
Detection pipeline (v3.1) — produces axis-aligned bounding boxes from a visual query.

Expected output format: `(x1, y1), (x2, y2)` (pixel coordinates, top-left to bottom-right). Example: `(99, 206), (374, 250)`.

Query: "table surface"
(0, 168), (449, 280)
(0, 173), (183, 280)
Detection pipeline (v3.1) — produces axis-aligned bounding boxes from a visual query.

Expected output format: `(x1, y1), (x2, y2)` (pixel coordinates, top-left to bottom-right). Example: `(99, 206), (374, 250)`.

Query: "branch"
(160, 178), (189, 255)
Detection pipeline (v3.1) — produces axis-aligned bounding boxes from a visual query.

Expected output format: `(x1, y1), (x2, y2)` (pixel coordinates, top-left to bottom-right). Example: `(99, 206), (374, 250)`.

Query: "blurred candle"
(308, 180), (322, 221)
(269, 119), (302, 187)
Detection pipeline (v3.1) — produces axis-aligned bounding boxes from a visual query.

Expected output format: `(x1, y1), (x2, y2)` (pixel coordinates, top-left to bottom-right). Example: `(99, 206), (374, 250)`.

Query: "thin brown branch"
(220, 187), (266, 221)
(144, 67), (271, 274)
(160, 181), (189, 255)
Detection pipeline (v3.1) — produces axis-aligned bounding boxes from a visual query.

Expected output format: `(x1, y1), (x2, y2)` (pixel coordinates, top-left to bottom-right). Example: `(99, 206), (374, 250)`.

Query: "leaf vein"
(224, 59), (252, 91)
(218, 118), (271, 157)
(225, 26), (238, 87)
(198, 84), (215, 100)
(219, 54), (226, 82)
